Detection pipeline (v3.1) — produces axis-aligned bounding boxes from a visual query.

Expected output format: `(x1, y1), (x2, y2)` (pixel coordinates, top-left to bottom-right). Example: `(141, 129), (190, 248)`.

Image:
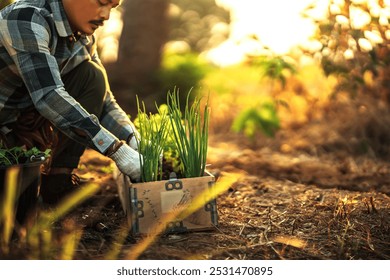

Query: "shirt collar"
(49, 0), (90, 44)
(49, 0), (72, 37)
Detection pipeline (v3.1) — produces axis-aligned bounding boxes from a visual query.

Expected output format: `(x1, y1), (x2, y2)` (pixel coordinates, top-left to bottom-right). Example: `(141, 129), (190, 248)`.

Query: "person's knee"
(64, 61), (108, 116)
(83, 61), (107, 102)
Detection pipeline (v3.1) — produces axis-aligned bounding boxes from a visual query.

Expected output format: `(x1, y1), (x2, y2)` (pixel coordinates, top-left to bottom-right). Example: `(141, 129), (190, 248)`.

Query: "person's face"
(62, 0), (121, 35)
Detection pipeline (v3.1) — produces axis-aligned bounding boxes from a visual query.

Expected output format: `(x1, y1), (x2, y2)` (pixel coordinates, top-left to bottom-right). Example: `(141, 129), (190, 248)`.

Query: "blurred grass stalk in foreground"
(0, 166), (18, 254)
(26, 183), (100, 259)
(0, 175), (99, 259)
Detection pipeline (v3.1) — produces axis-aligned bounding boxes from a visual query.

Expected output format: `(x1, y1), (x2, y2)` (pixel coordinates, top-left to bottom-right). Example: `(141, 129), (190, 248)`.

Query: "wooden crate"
(116, 171), (218, 235)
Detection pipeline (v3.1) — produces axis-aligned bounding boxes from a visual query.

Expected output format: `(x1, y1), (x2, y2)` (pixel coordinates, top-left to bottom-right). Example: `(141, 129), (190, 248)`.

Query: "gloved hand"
(127, 127), (140, 151)
(109, 142), (143, 182)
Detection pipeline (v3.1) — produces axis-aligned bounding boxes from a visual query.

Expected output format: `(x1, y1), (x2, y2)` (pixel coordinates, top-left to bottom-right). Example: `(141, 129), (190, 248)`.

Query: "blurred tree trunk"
(108, 0), (169, 107)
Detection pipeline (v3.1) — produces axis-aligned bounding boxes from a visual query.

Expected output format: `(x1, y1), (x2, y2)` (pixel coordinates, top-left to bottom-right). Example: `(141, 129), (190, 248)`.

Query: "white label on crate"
(160, 190), (191, 213)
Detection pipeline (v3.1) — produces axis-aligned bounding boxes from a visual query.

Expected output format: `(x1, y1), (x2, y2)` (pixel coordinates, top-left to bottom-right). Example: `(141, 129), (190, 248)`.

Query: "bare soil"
(5, 96), (389, 260)
(67, 122), (390, 260)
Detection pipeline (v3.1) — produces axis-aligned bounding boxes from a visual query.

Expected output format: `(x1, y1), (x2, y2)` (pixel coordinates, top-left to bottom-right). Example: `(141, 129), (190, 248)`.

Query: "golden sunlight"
(207, 0), (329, 66)
(98, 0), (390, 67)
(97, 9), (123, 63)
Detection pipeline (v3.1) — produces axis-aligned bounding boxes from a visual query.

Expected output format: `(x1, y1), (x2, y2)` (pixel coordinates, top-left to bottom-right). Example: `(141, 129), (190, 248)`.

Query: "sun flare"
(207, 0), (329, 66)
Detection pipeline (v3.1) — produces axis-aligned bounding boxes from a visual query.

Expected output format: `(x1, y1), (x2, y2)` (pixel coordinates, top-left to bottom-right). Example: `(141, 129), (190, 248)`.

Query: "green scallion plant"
(167, 88), (210, 178)
(134, 97), (170, 182)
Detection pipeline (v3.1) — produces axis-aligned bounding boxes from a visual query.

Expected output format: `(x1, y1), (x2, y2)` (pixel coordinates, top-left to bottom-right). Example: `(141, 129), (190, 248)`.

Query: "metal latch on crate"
(165, 172), (183, 191)
(166, 220), (187, 233)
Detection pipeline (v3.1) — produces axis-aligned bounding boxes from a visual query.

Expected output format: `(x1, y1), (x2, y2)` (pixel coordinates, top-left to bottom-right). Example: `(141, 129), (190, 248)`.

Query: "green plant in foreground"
(0, 144), (51, 167)
(251, 55), (297, 89)
(134, 98), (170, 182)
(167, 88), (210, 178)
(232, 101), (280, 139)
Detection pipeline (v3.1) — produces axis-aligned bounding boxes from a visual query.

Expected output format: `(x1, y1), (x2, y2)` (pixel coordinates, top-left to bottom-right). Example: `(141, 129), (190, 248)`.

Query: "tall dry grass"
(0, 179), (100, 259)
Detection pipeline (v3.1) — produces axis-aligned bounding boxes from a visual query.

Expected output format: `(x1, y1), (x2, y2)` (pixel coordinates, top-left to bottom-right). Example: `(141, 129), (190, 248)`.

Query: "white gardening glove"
(127, 127), (140, 151)
(109, 143), (143, 182)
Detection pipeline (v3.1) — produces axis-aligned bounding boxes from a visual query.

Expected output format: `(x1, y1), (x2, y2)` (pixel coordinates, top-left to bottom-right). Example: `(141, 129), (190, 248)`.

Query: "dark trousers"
(49, 60), (107, 169)
(1, 60), (107, 170)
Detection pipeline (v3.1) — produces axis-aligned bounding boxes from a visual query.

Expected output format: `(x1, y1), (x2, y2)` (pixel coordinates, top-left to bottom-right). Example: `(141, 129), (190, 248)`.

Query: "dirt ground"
(66, 119), (390, 260)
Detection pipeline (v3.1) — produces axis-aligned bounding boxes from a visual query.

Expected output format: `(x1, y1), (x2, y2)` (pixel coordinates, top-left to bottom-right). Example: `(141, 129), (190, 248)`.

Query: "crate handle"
(165, 172), (183, 191)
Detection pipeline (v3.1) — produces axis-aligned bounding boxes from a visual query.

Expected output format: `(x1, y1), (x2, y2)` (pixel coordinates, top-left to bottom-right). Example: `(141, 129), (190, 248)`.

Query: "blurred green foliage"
(202, 64), (263, 96)
(157, 52), (210, 106)
(156, 0), (229, 108)
(250, 55), (297, 89)
(303, 0), (390, 100)
(228, 55), (296, 139)
(232, 101), (280, 140)
(301, 0), (390, 157)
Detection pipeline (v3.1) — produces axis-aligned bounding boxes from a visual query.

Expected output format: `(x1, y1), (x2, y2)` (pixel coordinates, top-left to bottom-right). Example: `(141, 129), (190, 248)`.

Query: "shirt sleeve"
(88, 35), (137, 141)
(3, 8), (117, 154)
(101, 88), (138, 141)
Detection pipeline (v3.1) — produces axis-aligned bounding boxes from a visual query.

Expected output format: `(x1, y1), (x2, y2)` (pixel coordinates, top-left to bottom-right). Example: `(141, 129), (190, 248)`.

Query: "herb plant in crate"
(134, 97), (171, 182)
(116, 89), (217, 235)
(166, 88), (210, 179)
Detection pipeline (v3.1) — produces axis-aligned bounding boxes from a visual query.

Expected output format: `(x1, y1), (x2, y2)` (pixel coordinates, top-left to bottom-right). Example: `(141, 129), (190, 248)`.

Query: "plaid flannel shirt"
(0, 0), (134, 154)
